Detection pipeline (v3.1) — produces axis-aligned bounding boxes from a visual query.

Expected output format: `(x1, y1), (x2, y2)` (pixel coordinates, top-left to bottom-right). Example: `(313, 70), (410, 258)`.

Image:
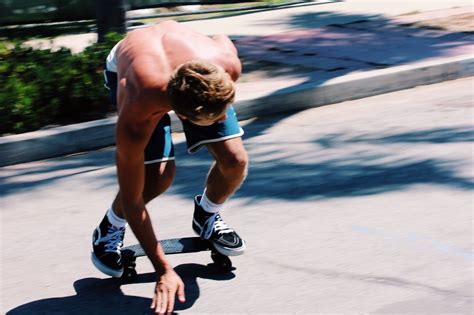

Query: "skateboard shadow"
(6, 263), (235, 314)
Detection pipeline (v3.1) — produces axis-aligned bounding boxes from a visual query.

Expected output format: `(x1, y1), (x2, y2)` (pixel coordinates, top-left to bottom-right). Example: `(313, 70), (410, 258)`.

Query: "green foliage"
(0, 32), (123, 135)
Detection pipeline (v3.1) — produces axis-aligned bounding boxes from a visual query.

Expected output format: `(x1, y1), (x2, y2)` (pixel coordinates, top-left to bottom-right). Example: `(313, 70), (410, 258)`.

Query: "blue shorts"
(104, 70), (244, 164)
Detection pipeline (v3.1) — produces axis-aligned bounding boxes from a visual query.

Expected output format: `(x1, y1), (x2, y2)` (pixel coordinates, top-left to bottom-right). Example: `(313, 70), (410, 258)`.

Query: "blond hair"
(167, 60), (235, 121)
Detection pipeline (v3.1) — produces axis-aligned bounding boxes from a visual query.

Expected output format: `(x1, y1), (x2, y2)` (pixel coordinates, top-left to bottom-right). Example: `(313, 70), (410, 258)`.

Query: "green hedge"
(0, 32), (123, 135)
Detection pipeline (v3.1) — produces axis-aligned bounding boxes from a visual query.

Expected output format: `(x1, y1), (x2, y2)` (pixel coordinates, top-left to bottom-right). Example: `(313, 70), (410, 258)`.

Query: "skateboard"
(121, 237), (233, 282)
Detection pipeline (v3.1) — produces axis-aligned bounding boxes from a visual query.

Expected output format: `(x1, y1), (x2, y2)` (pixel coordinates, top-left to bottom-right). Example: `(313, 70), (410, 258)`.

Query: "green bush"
(0, 32), (123, 135)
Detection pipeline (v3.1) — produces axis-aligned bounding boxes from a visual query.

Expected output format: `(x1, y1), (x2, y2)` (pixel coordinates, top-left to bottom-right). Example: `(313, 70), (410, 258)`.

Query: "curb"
(1, 54), (472, 167)
(234, 54), (474, 120)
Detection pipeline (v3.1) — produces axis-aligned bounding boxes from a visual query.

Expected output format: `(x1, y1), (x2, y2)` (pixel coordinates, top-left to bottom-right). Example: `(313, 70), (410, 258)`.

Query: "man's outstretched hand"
(151, 269), (185, 314)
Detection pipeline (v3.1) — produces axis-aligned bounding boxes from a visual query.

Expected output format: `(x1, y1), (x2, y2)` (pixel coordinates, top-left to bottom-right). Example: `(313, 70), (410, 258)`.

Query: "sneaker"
(91, 214), (126, 278)
(192, 195), (246, 256)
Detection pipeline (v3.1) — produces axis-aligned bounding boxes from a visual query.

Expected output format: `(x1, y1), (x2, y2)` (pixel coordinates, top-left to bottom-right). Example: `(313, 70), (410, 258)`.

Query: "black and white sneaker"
(192, 195), (246, 256)
(91, 214), (126, 278)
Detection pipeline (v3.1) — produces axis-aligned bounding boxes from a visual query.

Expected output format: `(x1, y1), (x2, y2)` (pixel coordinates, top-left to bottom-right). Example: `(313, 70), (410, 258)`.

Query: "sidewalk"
(1, 0), (473, 167)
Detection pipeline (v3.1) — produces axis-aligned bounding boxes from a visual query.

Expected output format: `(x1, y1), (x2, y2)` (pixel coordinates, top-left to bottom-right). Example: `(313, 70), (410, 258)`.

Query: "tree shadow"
(162, 108), (473, 201)
(6, 263), (235, 314)
(243, 12), (473, 70)
(238, 157), (473, 201)
(0, 147), (116, 196)
(313, 127), (474, 147)
(2, 113), (473, 201)
(236, 11), (473, 75)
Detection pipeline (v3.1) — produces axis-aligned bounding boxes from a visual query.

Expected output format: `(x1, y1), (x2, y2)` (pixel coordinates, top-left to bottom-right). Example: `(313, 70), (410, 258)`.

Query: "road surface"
(1, 78), (473, 314)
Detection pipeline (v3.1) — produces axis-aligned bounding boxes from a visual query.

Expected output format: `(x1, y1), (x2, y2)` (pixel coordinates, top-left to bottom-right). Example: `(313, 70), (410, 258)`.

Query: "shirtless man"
(91, 20), (248, 314)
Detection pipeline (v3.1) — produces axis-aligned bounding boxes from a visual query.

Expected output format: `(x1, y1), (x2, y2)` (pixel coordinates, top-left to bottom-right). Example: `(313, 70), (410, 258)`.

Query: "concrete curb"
(0, 117), (117, 167)
(234, 54), (474, 119)
(1, 54), (472, 167)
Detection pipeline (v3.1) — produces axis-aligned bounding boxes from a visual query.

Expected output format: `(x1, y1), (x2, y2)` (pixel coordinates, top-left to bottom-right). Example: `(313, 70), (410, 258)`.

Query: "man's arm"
(115, 104), (172, 273)
(114, 44), (185, 314)
(116, 93), (185, 313)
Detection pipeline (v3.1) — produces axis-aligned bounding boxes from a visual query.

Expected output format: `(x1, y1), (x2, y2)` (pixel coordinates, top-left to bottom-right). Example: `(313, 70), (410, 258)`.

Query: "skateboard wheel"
(121, 268), (137, 283)
(121, 261), (138, 283)
(211, 251), (232, 272)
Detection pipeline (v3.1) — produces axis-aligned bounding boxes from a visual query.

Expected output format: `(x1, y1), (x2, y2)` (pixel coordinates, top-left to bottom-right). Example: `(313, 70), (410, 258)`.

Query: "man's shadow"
(6, 263), (235, 314)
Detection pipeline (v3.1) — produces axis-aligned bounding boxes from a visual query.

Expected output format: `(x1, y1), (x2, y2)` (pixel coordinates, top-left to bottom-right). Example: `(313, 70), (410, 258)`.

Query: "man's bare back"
(114, 21), (241, 117)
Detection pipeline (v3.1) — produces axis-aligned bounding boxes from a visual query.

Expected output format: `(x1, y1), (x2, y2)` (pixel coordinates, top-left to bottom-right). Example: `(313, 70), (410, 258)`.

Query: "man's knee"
(217, 150), (249, 177)
(207, 137), (249, 179)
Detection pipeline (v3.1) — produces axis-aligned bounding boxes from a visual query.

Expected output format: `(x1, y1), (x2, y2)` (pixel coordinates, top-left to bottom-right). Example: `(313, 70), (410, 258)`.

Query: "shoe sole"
(192, 223), (246, 257)
(91, 252), (124, 278)
(213, 241), (246, 257)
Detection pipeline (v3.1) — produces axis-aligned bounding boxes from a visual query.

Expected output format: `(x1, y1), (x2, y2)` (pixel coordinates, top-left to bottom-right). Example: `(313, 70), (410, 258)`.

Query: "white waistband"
(105, 40), (122, 72)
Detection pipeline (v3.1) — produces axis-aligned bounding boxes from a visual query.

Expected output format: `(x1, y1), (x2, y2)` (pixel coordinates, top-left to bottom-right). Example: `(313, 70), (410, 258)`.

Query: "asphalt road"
(1, 78), (473, 314)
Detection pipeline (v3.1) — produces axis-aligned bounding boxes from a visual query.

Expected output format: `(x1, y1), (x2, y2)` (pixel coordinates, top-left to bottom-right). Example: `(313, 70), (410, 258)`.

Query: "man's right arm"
(115, 108), (173, 274)
(116, 111), (185, 313)
(115, 52), (185, 314)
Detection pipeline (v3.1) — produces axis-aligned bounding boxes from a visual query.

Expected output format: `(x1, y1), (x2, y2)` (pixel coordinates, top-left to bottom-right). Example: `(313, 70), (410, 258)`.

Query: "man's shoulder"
(117, 80), (170, 122)
(117, 57), (171, 116)
(117, 47), (169, 92)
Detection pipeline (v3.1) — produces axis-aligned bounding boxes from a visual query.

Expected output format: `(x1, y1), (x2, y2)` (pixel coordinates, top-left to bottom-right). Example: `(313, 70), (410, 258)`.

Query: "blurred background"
(0, 0), (297, 136)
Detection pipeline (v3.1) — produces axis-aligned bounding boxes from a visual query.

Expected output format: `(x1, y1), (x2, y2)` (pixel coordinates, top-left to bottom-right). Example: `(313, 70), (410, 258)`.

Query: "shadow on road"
(1, 114), (473, 200)
(6, 263), (235, 314)
(0, 147), (116, 195)
(167, 115), (474, 202)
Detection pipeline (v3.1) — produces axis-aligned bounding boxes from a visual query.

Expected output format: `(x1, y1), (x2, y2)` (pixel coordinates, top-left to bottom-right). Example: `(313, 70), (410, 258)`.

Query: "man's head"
(167, 60), (235, 126)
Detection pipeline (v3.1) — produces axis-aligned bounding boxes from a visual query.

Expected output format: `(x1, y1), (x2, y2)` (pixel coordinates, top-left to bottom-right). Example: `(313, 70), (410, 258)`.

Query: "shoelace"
(200, 213), (234, 240)
(100, 226), (125, 254)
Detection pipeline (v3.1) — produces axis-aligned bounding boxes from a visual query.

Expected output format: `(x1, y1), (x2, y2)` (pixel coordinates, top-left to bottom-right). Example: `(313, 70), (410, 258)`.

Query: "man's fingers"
(151, 294), (157, 310)
(177, 282), (186, 303)
(159, 287), (168, 314)
(155, 287), (162, 314)
(154, 273), (185, 314)
(153, 285), (167, 315)
(167, 288), (176, 314)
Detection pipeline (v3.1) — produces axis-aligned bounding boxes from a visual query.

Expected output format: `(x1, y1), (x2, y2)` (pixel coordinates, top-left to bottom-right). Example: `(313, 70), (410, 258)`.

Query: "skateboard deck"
(121, 237), (232, 282)
(123, 237), (212, 257)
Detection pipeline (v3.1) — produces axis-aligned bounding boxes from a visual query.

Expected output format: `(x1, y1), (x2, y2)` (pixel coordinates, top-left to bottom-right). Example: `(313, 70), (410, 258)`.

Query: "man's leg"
(92, 112), (175, 277)
(112, 160), (176, 218)
(192, 137), (248, 256)
(179, 106), (247, 255)
(91, 160), (176, 277)
(205, 137), (248, 203)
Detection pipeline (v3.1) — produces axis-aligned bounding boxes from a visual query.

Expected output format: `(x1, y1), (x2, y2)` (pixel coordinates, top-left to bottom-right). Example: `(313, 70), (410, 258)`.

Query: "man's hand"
(151, 269), (185, 314)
